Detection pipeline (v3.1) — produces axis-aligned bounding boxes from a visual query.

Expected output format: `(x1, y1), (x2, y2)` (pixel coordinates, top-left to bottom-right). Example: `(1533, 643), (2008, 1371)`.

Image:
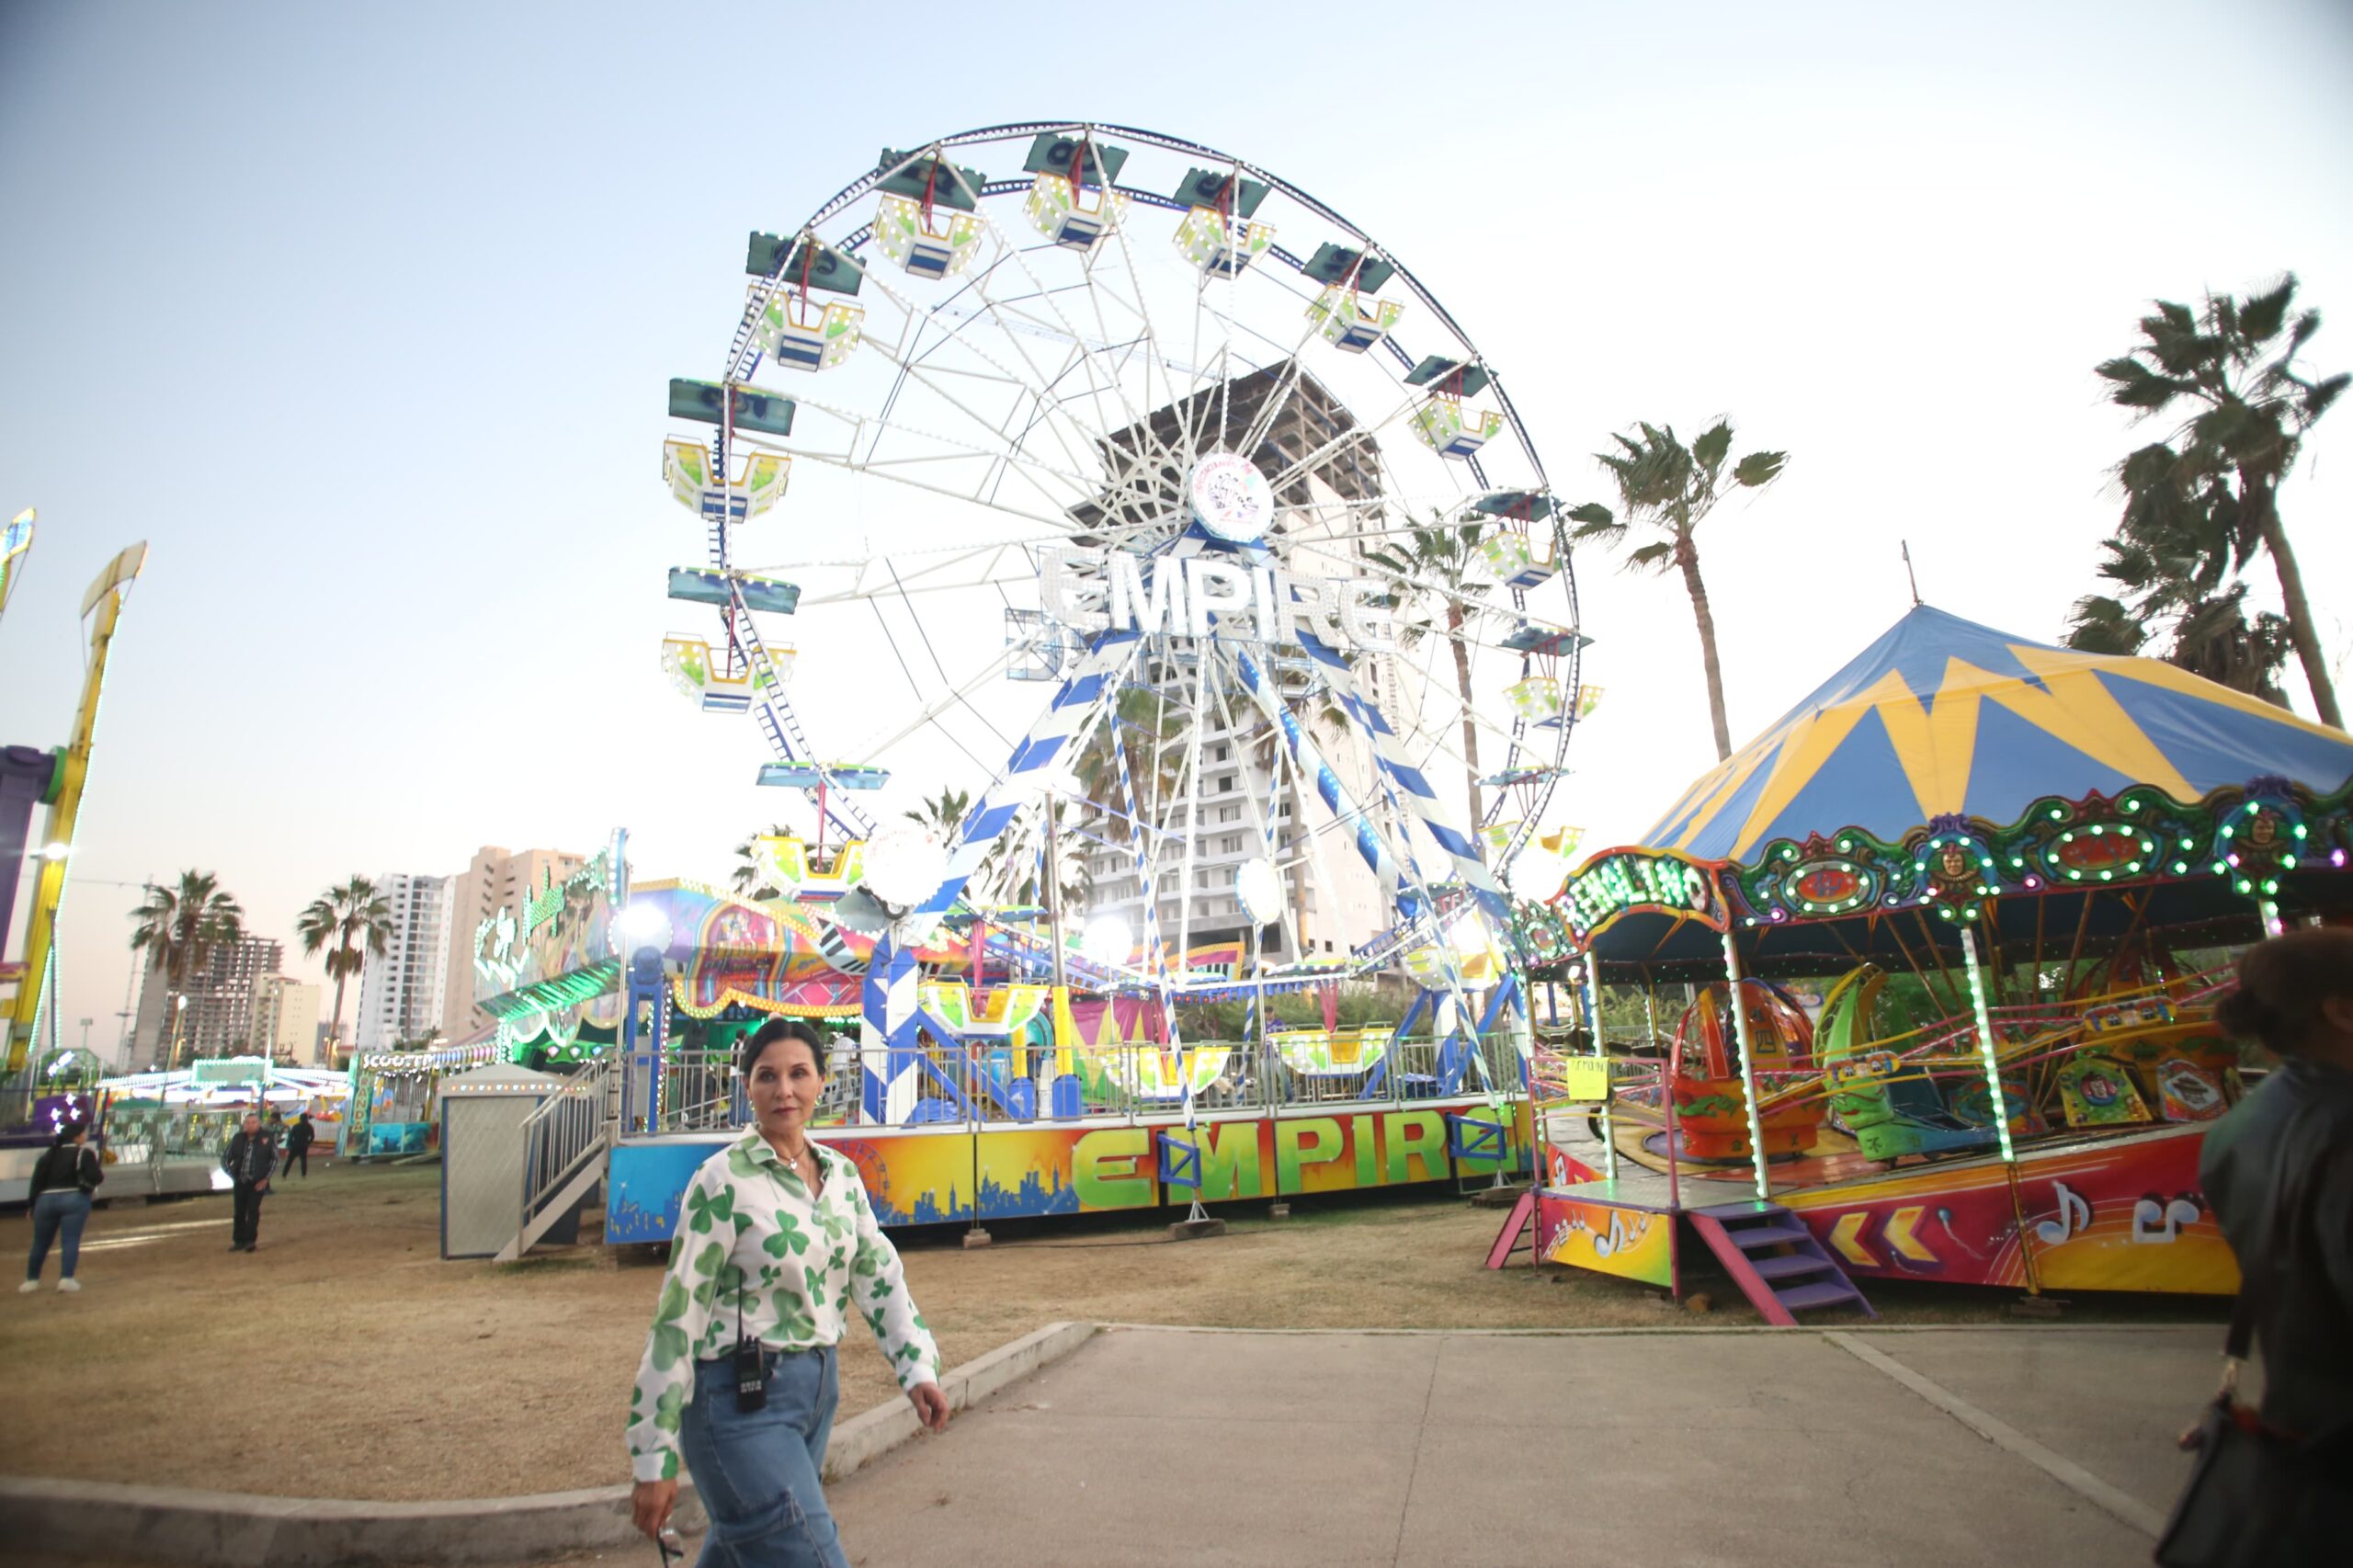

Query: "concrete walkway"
(826, 1324), (2213, 1568)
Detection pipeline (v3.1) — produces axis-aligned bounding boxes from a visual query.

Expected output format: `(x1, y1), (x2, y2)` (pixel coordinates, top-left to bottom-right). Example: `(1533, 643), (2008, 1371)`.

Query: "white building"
(355, 873), (453, 1051)
(253, 974), (323, 1065)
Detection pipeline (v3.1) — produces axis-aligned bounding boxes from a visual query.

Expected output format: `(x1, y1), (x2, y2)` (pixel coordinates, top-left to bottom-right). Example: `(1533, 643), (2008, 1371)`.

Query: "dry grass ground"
(0, 1157), (2222, 1503)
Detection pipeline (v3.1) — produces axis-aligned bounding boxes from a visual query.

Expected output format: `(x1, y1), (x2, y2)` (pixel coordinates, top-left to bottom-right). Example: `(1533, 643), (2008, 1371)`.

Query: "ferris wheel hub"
(1184, 452), (1272, 544)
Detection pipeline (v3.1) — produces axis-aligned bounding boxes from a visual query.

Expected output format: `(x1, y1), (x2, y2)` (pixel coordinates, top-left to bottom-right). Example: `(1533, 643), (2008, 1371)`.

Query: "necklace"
(767, 1135), (819, 1188)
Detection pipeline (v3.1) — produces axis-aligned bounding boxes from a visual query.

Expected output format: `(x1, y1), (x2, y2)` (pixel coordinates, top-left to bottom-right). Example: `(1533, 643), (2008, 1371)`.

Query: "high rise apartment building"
(439, 846), (586, 1041)
(135, 935), (285, 1067)
(253, 974), (323, 1065)
(1072, 365), (1409, 965)
(354, 873), (453, 1052)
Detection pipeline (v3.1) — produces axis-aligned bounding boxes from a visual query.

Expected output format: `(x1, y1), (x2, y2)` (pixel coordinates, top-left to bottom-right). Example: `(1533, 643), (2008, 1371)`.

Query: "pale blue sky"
(4, 0), (2349, 1062)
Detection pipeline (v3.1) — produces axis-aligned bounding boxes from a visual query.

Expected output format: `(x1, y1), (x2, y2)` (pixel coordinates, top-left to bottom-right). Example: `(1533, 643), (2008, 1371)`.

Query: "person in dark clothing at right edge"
(281, 1112), (316, 1178)
(222, 1113), (277, 1252)
(2192, 926), (2353, 1551)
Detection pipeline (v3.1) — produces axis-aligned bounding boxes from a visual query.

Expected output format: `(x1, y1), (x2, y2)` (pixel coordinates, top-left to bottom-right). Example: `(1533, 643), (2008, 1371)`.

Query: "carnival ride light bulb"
(1506, 845), (1566, 902)
(40, 841), (69, 860)
(613, 903), (673, 952)
(1445, 910), (1491, 960)
(861, 824), (949, 914)
(1234, 858), (1284, 926)
(1081, 915), (1132, 967)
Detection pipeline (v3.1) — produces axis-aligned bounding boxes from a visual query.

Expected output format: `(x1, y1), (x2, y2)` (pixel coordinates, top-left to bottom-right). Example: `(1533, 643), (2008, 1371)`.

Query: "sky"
(3, 0), (2349, 1067)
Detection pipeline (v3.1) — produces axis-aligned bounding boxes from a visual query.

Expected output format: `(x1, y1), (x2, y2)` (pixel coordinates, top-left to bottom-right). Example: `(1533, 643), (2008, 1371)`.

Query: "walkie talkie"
(732, 1270), (767, 1412)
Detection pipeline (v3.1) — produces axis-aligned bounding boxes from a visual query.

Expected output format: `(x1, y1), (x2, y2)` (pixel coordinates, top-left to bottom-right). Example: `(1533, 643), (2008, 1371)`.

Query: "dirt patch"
(0, 1160), (2220, 1502)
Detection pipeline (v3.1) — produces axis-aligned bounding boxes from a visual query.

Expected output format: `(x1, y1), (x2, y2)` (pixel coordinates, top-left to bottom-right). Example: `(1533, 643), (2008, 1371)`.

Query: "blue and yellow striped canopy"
(1642, 605), (2353, 865)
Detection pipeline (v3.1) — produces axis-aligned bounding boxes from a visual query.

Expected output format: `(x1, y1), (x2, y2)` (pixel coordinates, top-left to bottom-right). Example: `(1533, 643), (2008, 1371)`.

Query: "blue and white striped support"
(858, 934), (921, 1124)
(915, 629), (1142, 917)
(1301, 632), (1506, 916)
(1110, 704), (1171, 983)
(1232, 647), (1426, 925)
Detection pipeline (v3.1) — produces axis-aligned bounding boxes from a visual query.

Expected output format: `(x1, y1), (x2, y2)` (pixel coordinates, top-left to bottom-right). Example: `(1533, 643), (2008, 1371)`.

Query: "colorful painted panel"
(607, 1102), (1529, 1242)
(1779, 1124), (2235, 1294)
(1538, 1194), (1675, 1288)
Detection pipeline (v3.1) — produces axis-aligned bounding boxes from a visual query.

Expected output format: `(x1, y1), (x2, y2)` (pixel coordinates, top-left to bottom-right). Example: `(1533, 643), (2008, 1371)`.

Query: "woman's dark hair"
(738, 1018), (826, 1078)
(2216, 926), (2353, 1056)
(51, 1119), (87, 1147)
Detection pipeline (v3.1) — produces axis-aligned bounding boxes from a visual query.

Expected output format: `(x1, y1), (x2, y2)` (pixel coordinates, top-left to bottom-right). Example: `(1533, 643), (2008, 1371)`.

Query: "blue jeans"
(679, 1347), (847, 1568)
(26, 1190), (93, 1280)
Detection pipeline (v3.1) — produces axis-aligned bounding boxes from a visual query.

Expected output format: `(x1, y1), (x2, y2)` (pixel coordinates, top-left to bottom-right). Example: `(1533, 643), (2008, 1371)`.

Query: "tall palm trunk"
(1675, 530), (1734, 761)
(1446, 602), (1482, 828)
(328, 945), (352, 1065)
(2245, 476), (2343, 727)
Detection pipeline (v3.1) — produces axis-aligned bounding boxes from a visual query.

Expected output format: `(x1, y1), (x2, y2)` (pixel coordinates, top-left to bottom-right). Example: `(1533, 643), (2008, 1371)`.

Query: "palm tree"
(729, 824), (791, 899)
(903, 788), (972, 837)
(1364, 520), (1493, 827)
(296, 876), (391, 1068)
(1566, 419), (1787, 761)
(128, 871), (244, 1067)
(2065, 460), (2293, 704)
(2093, 275), (2347, 724)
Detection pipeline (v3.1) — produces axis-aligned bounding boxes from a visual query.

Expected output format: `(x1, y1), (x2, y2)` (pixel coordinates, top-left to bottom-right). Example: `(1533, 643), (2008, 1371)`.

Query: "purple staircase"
(1686, 1200), (1876, 1324)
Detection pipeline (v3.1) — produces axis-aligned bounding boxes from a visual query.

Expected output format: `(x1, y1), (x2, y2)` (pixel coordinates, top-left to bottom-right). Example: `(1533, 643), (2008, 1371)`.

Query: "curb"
(1095, 1320), (2222, 1337)
(0, 1321), (1098, 1567)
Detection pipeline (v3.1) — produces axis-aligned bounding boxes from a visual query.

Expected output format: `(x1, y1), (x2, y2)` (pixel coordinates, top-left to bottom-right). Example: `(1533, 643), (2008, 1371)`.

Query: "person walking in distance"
(222, 1113), (276, 1253)
(628, 1018), (949, 1566)
(281, 1112), (316, 1179)
(21, 1119), (103, 1294)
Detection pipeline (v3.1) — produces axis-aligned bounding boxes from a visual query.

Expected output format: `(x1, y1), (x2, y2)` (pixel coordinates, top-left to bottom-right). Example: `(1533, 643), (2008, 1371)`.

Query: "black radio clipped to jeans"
(732, 1276), (767, 1412)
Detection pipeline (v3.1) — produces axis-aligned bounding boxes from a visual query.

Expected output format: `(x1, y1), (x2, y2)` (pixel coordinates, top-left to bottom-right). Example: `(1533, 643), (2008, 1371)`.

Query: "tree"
(128, 871), (244, 1068)
(903, 788), (972, 837)
(296, 876), (391, 1069)
(729, 824), (791, 899)
(2093, 275), (2347, 724)
(1566, 419), (1788, 761)
(2064, 459), (2293, 703)
(1364, 520), (1495, 828)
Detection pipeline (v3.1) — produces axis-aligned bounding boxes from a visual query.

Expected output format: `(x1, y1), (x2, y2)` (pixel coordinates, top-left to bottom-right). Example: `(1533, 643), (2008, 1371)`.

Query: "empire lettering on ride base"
(1037, 545), (1399, 653)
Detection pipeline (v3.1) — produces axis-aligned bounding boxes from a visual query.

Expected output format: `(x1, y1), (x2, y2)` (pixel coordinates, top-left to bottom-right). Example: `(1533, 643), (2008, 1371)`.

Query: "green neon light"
(1959, 927), (2017, 1166)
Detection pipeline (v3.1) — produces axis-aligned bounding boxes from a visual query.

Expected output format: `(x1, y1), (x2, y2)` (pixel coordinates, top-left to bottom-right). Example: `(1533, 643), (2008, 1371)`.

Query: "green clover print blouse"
(627, 1131), (941, 1483)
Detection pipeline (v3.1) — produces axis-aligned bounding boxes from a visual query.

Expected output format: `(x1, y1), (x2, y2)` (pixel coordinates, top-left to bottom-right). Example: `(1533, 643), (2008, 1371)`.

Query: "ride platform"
(1493, 1175), (1877, 1324)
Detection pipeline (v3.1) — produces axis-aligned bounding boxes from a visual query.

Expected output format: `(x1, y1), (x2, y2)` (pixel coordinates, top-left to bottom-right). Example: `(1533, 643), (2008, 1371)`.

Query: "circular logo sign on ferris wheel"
(1186, 453), (1273, 543)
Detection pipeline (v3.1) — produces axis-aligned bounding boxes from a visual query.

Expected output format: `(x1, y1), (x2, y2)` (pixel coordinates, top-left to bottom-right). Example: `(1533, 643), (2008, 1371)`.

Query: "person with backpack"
(21, 1119), (103, 1294)
(281, 1112), (316, 1178)
(221, 1113), (277, 1253)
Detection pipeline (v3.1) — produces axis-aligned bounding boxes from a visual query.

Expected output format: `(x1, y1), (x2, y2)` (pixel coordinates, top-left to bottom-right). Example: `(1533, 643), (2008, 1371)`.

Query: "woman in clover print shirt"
(629, 1019), (950, 1566)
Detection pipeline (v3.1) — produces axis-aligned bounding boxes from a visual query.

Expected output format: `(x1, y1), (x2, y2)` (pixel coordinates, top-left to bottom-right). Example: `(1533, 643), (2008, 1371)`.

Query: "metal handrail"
(517, 1060), (613, 1233)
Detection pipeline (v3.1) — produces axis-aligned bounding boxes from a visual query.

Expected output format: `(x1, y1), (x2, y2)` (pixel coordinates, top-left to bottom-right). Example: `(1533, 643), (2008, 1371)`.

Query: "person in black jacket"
(22, 1119), (103, 1293)
(280, 1112), (316, 1178)
(2200, 926), (2353, 1443)
(221, 1113), (277, 1253)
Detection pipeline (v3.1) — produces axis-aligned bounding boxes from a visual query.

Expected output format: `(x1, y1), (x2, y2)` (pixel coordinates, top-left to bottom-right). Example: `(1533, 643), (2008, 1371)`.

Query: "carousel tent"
(1584, 604), (2353, 978)
(1643, 604), (2353, 862)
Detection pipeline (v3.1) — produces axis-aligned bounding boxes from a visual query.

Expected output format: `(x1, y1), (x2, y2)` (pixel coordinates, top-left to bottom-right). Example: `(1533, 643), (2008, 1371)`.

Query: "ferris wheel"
(659, 120), (1591, 982)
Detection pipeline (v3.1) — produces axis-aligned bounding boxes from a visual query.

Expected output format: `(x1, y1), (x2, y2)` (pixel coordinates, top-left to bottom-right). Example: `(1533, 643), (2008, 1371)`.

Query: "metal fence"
(642, 1030), (1532, 1135)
